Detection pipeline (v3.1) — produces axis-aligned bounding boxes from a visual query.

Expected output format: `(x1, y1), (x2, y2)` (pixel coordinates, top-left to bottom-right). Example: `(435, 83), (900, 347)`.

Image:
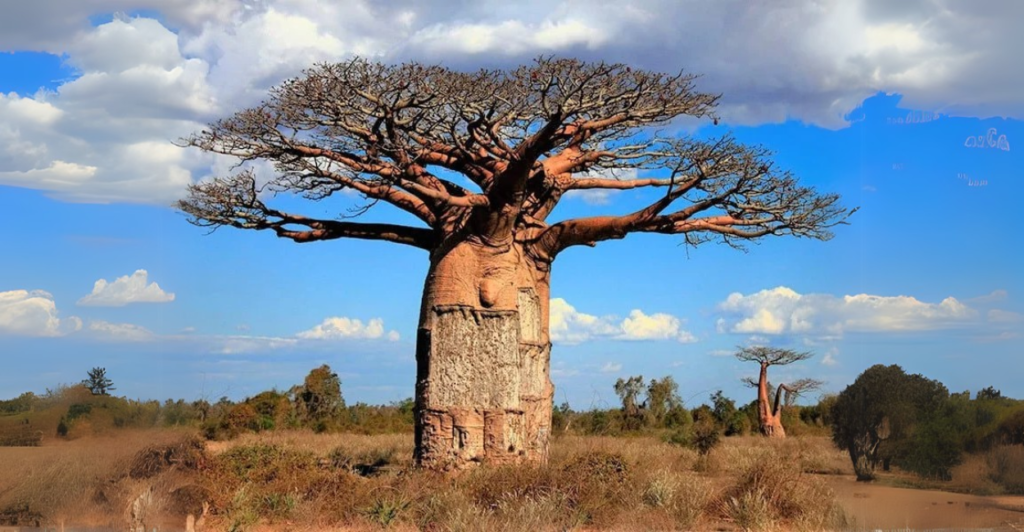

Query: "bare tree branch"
(177, 171), (435, 250)
(179, 56), (853, 255)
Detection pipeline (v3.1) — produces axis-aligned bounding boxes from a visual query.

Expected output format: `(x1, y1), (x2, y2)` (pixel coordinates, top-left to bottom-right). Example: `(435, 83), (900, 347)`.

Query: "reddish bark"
(757, 363), (787, 438)
(738, 347), (821, 438)
(180, 58), (853, 469)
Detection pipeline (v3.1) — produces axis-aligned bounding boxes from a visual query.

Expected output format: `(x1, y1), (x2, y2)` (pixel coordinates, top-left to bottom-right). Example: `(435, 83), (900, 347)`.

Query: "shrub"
(987, 445), (1024, 494)
(690, 417), (721, 456)
(128, 435), (206, 479)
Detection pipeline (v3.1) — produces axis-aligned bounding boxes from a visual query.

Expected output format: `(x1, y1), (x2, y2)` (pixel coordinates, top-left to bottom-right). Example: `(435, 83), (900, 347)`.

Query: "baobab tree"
(178, 57), (855, 470)
(737, 346), (822, 437)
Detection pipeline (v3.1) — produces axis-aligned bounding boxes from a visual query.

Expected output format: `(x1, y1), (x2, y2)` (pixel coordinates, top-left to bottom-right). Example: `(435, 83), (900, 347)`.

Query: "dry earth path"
(828, 475), (1024, 531)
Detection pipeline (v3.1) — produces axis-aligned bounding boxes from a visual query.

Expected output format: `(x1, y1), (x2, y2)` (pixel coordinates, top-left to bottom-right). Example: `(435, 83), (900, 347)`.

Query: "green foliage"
(830, 364), (948, 481)
(799, 394), (836, 428)
(644, 376), (682, 427)
(296, 364), (344, 429)
(997, 409), (1024, 445)
(82, 367), (115, 396)
(710, 390), (749, 436)
(0, 392), (36, 415)
(551, 401), (572, 433)
(363, 492), (410, 528)
(613, 375), (645, 431)
(690, 416), (721, 456)
(976, 386), (1003, 401)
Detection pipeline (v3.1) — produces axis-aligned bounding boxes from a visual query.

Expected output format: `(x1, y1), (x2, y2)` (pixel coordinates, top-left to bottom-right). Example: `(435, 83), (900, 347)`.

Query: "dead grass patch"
(713, 447), (850, 531)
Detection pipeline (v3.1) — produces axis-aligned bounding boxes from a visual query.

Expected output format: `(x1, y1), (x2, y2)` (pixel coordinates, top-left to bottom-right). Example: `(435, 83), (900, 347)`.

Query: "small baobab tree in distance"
(737, 346), (822, 438)
(179, 57), (855, 470)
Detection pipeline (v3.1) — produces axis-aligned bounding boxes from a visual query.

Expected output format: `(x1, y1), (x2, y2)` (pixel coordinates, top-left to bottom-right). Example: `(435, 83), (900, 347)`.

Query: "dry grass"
(712, 446), (850, 531)
(0, 429), (859, 531)
(0, 428), (197, 528)
(874, 445), (1024, 497)
(701, 436), (851, 478)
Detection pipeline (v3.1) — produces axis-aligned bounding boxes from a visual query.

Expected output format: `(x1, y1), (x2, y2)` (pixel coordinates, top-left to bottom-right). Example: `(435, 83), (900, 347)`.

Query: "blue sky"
(1, 1), (1021, 408)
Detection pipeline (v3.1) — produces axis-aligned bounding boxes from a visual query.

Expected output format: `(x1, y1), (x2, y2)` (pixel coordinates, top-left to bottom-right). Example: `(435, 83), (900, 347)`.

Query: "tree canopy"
(830, 364), (948, 480)
(82, 367), (115, 396)
(178, 57), (855, 256)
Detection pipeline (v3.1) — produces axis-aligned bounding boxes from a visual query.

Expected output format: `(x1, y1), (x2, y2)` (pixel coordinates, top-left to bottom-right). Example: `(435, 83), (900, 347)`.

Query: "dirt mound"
(128, 435), (207, 479)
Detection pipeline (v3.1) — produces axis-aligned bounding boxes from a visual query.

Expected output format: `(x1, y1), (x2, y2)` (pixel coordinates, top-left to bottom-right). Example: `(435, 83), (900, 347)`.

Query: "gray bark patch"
(428, 306), (520, 409)
(518, 287), (541, 342)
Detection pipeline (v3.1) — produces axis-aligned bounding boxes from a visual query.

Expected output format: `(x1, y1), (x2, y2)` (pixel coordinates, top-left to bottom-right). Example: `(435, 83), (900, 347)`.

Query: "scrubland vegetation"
(2, 365), (1024, 530)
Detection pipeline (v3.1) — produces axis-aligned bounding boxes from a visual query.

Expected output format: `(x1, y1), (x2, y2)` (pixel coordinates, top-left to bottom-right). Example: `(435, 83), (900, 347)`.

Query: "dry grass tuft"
(714, 448), (850, 531)
(987, 445), (1024, 494)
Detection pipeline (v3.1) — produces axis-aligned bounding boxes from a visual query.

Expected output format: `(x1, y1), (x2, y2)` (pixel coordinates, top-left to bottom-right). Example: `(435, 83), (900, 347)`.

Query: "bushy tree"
(831, 364), (948, 481)
(82, 367), (115, 396)
(296, 364), (345, 431)
(645, 376), (682, 427)
(614, 375), (646, 431)
(976, 386), (1003, 401)
(711, 390), (749, 435)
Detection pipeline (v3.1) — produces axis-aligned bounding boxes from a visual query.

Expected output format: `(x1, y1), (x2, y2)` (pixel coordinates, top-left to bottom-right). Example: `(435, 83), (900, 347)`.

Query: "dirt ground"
(828, 475), (1024, 531)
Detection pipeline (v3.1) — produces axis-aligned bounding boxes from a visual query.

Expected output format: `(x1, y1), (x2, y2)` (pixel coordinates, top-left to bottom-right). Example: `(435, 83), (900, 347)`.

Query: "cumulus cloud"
(549, 297), (696, 344)
(88, 319), (155, 341)
(77, 269), (175, 306)
(0, 0), (1020, 205)
(0, 289), (81, 337)
(600, 362), (622, 373)
(716, 286), (977, 336)
(297, 316), (399, 341)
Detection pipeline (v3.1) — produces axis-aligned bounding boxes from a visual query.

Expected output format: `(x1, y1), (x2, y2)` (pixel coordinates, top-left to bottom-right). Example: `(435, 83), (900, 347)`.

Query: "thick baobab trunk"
(757, 363), (786, 438)
(414, 237), (553, 469)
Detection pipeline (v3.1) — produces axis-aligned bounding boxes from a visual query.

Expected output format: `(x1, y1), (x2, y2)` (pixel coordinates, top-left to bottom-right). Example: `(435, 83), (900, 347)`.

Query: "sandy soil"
(828, 475), (1024, 531)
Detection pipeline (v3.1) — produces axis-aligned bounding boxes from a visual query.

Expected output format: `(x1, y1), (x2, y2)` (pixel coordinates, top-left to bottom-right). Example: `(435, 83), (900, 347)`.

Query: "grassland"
(2, 430), (1022, 531)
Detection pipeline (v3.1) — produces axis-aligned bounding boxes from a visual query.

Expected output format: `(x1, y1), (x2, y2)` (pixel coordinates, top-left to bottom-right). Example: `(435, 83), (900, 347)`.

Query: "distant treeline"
(3, 365), (1023, 492)
(0, 365), (415, 442)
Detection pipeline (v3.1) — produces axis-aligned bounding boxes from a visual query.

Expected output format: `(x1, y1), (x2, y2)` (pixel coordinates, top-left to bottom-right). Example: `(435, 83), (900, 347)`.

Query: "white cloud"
(3, 1), (1024, 205)
(77, 269), (175, 306)
(215, 335), (298, 354)
(88, 320), (155, 341)
(620, 309), (697, 342)
(0, 289), (81, 337)
(409, 18), (608, 56)
(551, 367), (580, 378)
(975, 331), (1020, 343)
(988, 309), (1023, 323)
(600, 362), (622, 373)
(297, 316), (399, 341)
(549, 297), (696, 344)
(821, 346), (839, 367)
(717, 286), (977, 336)
(563, 189), (619, 206)
(971, 290), (1008, 304)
